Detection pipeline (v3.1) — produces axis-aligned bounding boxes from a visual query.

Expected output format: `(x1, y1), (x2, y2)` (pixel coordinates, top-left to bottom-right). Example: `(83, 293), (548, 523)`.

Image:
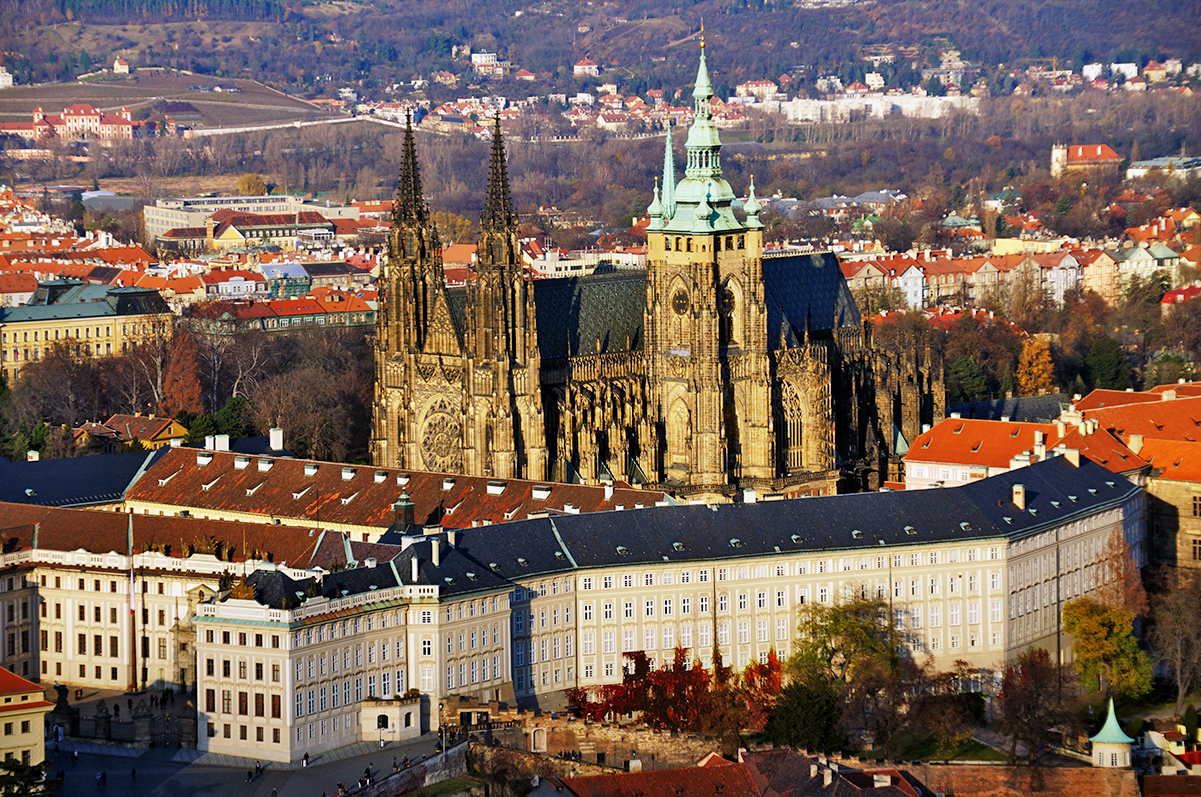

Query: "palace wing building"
(372, 46), (943, 496)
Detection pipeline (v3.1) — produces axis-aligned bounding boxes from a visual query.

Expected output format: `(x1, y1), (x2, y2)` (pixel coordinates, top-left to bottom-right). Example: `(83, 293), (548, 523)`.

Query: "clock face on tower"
(672, 288), (689, 315)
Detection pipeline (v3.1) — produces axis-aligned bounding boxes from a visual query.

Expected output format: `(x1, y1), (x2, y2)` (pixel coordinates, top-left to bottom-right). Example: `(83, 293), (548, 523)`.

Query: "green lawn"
(859, 729), (1008, 762)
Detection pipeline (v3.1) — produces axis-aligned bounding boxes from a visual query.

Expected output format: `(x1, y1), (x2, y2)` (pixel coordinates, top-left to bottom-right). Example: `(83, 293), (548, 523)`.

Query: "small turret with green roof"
(1089, 697), (1134, 767)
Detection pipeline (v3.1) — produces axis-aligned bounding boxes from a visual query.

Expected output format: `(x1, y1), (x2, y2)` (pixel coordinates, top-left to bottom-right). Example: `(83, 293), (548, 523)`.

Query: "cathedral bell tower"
(643, 34), (772, 489)
(461, 117), (547, 479)
(372, 114), (464, 471)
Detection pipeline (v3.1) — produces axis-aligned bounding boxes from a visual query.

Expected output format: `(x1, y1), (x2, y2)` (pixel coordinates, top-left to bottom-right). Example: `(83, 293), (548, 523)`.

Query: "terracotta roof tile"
(1138, 439), (1201, 482)
(905, 418), (1142, 476)
(1083, 395), (1201, 443)
(127, 448), (668, 533)
(0, 501), (325, 567)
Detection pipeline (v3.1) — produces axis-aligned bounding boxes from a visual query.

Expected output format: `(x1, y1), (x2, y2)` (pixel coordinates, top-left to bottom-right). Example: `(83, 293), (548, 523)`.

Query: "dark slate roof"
(444, 254), (857, 361)
(447, 273), (647, 362)
(247, 569), (319, 610)
(532, 272), (645, 359)
(0, 451), (157, 506)
(294, 455), (1135, 604)
(321, 559), (403, 598)
(762, 251), (861, 347)
(950, 394), (1070, 423)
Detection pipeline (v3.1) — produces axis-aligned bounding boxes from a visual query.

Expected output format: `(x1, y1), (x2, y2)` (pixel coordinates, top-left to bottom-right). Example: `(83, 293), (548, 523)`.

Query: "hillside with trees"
(0, 0), (1197, 93)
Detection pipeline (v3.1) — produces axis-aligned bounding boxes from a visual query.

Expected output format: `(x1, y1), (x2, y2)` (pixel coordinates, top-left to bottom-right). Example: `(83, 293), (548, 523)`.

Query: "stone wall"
(352, 740), (469, 797)
(906, 764), (1141, 797)
(471, 744), (616, 780)
(518, 715), (720, 771)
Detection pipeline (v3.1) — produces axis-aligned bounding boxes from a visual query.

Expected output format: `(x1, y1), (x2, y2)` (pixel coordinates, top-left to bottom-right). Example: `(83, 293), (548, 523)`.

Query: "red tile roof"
(905, 418), (1142, 476)
(103, 414), (180, 443)
(1066, 144), (1122, 164)
(126, 448), (669, 533)
(0, 502), (325, 567)
(1084, 395), (1201, 443)
(1138, 439), (1201, 482)
(0, 667), (44, 697)
(1074, 388), (1166, 411)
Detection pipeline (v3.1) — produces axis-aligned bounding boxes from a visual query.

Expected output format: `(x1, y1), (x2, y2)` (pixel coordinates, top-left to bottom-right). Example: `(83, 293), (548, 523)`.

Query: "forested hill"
(1, 0), (1197, 91)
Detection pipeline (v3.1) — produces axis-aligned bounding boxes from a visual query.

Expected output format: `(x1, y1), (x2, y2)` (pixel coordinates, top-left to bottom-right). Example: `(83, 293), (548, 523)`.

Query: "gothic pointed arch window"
(720, 279), (743, 348)
(780, 380), (806, 474)
(667, 399), (690, 467)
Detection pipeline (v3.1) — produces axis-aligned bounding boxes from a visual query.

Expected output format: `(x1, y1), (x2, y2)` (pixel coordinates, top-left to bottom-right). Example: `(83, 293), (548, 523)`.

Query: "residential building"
(0, 67), (13, 89)
(1137, 438), (1201, 571)
(0, 281), (172, 383)
(0, 273), (37, 307)
(1079, 250), (1121, 305)
(201, 268), (269, 301)
(143, 196), (360, 241)
(102, 413), (188, 449)
(903, 417), (1145, 490)
(1050, 144), (1123, 179)
(0, 670), (53, 766)
(573, 59), (600, 77)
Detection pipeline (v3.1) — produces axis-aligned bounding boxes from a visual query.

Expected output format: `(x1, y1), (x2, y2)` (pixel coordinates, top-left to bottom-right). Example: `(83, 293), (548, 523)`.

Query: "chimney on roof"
(431, 538), (441, 568)
(215, 434), (230, 452)
(270, 427), (284, 451)
(1128, 434), (1143, 456)
(205, 435), (215, 450)
(411, 557), (419, 583)
(823, 769), (833, 788)
(1056, 421), (1066, 437)
(810, 764), (818, 778)
(364, 557), (377, 569)
(872, 774), (891, 789)
(1063, 448), (1081, 467)
(1013, 483), (1026, 510)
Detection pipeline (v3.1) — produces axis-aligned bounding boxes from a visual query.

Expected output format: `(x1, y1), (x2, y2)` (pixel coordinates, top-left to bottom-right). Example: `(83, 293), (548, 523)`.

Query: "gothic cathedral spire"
(482, 116), (514, 234)
(393, 112), (427, 227)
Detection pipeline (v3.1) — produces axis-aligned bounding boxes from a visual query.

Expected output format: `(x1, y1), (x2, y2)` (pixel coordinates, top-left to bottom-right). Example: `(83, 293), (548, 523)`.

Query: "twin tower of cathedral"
(372, 44), (944, 497)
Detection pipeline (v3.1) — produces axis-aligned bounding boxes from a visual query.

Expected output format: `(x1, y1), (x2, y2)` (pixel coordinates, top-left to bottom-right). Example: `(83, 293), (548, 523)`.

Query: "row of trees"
(870, 270), (1201, 408)
(0, 318), (375, 463)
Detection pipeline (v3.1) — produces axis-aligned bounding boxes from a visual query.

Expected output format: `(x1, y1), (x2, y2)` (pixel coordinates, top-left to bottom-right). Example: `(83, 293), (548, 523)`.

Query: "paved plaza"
(43, 686), (444, 797)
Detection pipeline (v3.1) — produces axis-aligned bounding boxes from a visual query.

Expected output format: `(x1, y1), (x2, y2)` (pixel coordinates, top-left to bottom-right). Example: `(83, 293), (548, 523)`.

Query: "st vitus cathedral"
(372, 43), (944, 497)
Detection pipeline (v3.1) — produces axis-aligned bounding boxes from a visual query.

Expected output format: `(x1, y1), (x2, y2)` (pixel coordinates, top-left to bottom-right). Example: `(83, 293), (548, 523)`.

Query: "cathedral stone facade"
(372, 46), (943, 497)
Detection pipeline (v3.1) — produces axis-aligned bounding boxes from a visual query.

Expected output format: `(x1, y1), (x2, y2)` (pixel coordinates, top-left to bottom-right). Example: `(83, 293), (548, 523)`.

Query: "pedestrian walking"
(100, 771), (107, 786)
(131, 768), (136, 780)
(246, 769), (253, 783)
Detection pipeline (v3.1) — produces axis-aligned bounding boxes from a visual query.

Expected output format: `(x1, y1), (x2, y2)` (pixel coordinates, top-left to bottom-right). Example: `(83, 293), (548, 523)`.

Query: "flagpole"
(128, 513), (138, 694)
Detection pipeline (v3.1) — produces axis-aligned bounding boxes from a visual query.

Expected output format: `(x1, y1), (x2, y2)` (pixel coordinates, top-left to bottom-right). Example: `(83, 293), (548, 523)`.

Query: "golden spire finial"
(700, 19), (705, 50)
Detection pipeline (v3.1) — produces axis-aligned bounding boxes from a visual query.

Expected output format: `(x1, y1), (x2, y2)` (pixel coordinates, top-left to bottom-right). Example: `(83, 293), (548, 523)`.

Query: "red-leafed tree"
(742, 649), (783, 732)
(161, 330), (202, 418)
(644, 647), (713, 730)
